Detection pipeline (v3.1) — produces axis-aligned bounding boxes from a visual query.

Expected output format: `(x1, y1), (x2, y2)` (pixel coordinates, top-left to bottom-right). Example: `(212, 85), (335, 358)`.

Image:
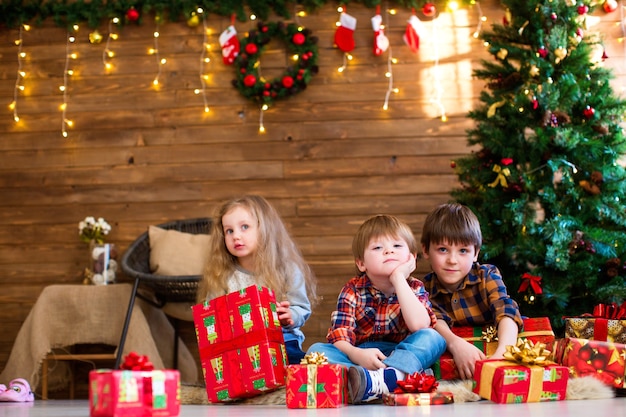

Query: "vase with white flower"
(79, 216), (118, 285)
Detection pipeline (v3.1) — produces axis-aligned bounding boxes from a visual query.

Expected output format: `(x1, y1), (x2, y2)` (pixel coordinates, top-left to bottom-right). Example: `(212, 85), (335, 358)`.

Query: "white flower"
(78, 216), (111, 244)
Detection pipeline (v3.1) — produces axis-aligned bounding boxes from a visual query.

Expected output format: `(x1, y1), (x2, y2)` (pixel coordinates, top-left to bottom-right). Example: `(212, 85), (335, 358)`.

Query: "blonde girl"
(197, 195), (317, 364)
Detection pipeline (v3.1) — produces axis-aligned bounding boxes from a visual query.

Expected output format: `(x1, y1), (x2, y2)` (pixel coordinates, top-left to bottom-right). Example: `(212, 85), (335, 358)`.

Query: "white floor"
(2, 397), (625, 417)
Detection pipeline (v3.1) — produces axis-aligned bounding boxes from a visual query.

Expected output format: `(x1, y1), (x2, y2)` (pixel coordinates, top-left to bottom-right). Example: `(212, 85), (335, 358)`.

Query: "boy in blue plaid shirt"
(420, 203), (523, 380)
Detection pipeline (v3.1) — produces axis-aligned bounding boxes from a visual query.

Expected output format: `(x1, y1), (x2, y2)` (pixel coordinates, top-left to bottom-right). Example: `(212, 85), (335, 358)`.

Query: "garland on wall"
(0, 0), (477, 29)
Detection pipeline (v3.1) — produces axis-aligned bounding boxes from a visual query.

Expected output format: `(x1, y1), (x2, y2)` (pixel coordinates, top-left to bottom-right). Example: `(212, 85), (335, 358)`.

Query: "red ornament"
(583, 106), (595, 119)
(422, 3), (436, 17)
(126, 7), (140, 22)
(243, 74), (257, 87)
(282, 75), (294, 88)
(245, 43), (258, 55)
(537, 47), (548, 58)
(604, 0), (619, 13)
(577, 5), (589, 15)
(292, 33), (305, 46)
(500, 157), (514, 166)
(550, 12), (557, 21)
(450, 161), (457, 169)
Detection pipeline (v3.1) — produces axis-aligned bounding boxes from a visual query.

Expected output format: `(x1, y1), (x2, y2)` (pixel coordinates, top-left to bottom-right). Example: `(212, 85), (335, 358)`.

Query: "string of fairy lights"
(60, 26), (78, 138)
(9, 2), (623, 136)
(193, 7), (212, 114)
(8, 23), (28, 123)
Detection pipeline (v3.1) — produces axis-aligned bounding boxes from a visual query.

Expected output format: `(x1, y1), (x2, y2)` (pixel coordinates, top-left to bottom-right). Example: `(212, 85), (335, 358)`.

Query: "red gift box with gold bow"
(382, 372), (454, 406)
(554, 337), (626, 388)
(434, 317), (555, 380)
(89, 369), (180, 417)
(564, 303), (626, 344)
(285, 353), (348, 408)
(192, 285), (287, 402)
(473, 340), (568, 404)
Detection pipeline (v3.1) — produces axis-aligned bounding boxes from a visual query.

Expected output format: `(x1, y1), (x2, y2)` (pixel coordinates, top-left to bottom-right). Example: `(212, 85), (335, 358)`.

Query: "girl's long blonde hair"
(197, 195), (317, 305)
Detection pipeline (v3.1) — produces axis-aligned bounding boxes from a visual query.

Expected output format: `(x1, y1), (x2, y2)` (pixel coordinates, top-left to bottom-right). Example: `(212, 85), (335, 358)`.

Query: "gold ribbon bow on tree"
(488, 164), (510, 188)
(503, 338), (552, 366)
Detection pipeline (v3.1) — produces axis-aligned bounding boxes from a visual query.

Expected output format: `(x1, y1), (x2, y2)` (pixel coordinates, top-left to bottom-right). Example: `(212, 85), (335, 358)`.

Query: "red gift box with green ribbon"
(433, 317), (555, 380)
(285, 354), (348, 408)
(89, 369), (180, 417)
(192, 285), (287, 402)
(554, 337), (626, 388)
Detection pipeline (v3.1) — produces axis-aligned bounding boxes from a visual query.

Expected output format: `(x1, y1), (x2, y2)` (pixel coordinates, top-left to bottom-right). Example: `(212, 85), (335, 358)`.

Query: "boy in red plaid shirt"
(307, 214), (446, 404)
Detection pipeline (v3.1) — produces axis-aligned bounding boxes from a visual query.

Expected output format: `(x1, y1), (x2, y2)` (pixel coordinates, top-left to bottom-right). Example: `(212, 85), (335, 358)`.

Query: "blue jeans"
(306, 328), (446, 374)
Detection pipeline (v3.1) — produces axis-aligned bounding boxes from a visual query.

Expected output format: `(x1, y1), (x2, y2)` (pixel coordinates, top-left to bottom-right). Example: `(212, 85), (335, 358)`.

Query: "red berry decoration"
(282, 75), (294, 88)
(583, 106), (595, 119)
(422, 3), (436, 17)
(292, 33), (305, 46)
(245, 43), (258, 55)
(577, 5), (589, 15)
(243, 74), (257, 87)
(604, 0), (619, 13)
(126, 7), (140, 22)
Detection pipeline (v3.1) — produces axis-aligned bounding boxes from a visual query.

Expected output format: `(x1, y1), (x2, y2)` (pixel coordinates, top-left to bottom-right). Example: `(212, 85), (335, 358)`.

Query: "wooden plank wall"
(0, 0), (623, 387)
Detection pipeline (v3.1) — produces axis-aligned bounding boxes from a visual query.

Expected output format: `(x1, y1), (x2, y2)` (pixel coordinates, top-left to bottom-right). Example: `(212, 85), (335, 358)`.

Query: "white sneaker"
(348, 367), (392, 404)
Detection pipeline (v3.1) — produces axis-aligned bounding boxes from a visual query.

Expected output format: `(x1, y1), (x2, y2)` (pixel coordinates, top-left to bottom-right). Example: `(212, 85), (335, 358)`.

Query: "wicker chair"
(116, 218), (212, 369)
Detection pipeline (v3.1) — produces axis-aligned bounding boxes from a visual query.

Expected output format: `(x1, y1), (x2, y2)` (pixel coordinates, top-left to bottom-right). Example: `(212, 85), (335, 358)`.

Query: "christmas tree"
(451, 0), (626, 332)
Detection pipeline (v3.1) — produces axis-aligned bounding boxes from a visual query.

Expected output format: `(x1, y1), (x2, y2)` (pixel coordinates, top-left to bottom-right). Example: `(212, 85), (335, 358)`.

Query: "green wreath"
(233, 21), (319, 108)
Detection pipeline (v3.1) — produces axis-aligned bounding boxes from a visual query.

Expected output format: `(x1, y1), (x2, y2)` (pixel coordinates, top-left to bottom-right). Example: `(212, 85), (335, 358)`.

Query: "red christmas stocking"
(371, 12), (389, 56)
(403, 14), (425, 53)
(334, 12), (357, 52)
(219, 25), (240, 65)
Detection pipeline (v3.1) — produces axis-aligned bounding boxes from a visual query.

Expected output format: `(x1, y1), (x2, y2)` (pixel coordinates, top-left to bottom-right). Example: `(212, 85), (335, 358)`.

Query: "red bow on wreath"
(518, 272), (543, 295)
(394, 372), (438, 394)
(121, 352), (154, 371)
(590, 302), (626, 320)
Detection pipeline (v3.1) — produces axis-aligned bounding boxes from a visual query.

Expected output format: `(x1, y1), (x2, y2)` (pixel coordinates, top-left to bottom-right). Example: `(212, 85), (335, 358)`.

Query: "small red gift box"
(89, 369), (180, 417)
(473, 359), (568, 403)
(382, 391), (454, 406)
(434, 317), (555, 380)
(285, 363), (348, 408)
(193, 285), (287, 402)
(554, 337), (626, 388)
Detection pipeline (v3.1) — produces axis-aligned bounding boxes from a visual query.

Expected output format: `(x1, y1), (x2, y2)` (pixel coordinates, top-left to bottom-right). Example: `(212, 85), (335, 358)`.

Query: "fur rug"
(180, 375), (615, 405)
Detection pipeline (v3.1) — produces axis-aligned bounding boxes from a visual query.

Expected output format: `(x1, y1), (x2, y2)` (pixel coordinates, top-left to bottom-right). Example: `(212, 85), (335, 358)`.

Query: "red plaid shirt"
(326, 275), (437, 346)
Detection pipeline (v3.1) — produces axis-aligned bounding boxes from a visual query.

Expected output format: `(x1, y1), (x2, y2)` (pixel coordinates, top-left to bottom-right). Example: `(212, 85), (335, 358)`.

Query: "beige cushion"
(148, 225), (210, 276)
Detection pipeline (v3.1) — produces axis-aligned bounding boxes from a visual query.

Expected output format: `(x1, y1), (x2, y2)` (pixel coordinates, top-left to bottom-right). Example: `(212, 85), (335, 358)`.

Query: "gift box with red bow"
(89, 354), (180, 417)
(564, 303), (626, 344)
(285, 352), (348, 408)
(554, 337), (626, 388)
(382, 372), (454, 406)
(192, 285), (287, 402)
(433, 317), (555, 380)
(473, 340), (568, 404)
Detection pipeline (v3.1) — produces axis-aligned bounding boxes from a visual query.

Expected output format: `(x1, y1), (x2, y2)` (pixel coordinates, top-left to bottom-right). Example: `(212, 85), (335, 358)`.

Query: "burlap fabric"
(0, 284), (198, 392)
